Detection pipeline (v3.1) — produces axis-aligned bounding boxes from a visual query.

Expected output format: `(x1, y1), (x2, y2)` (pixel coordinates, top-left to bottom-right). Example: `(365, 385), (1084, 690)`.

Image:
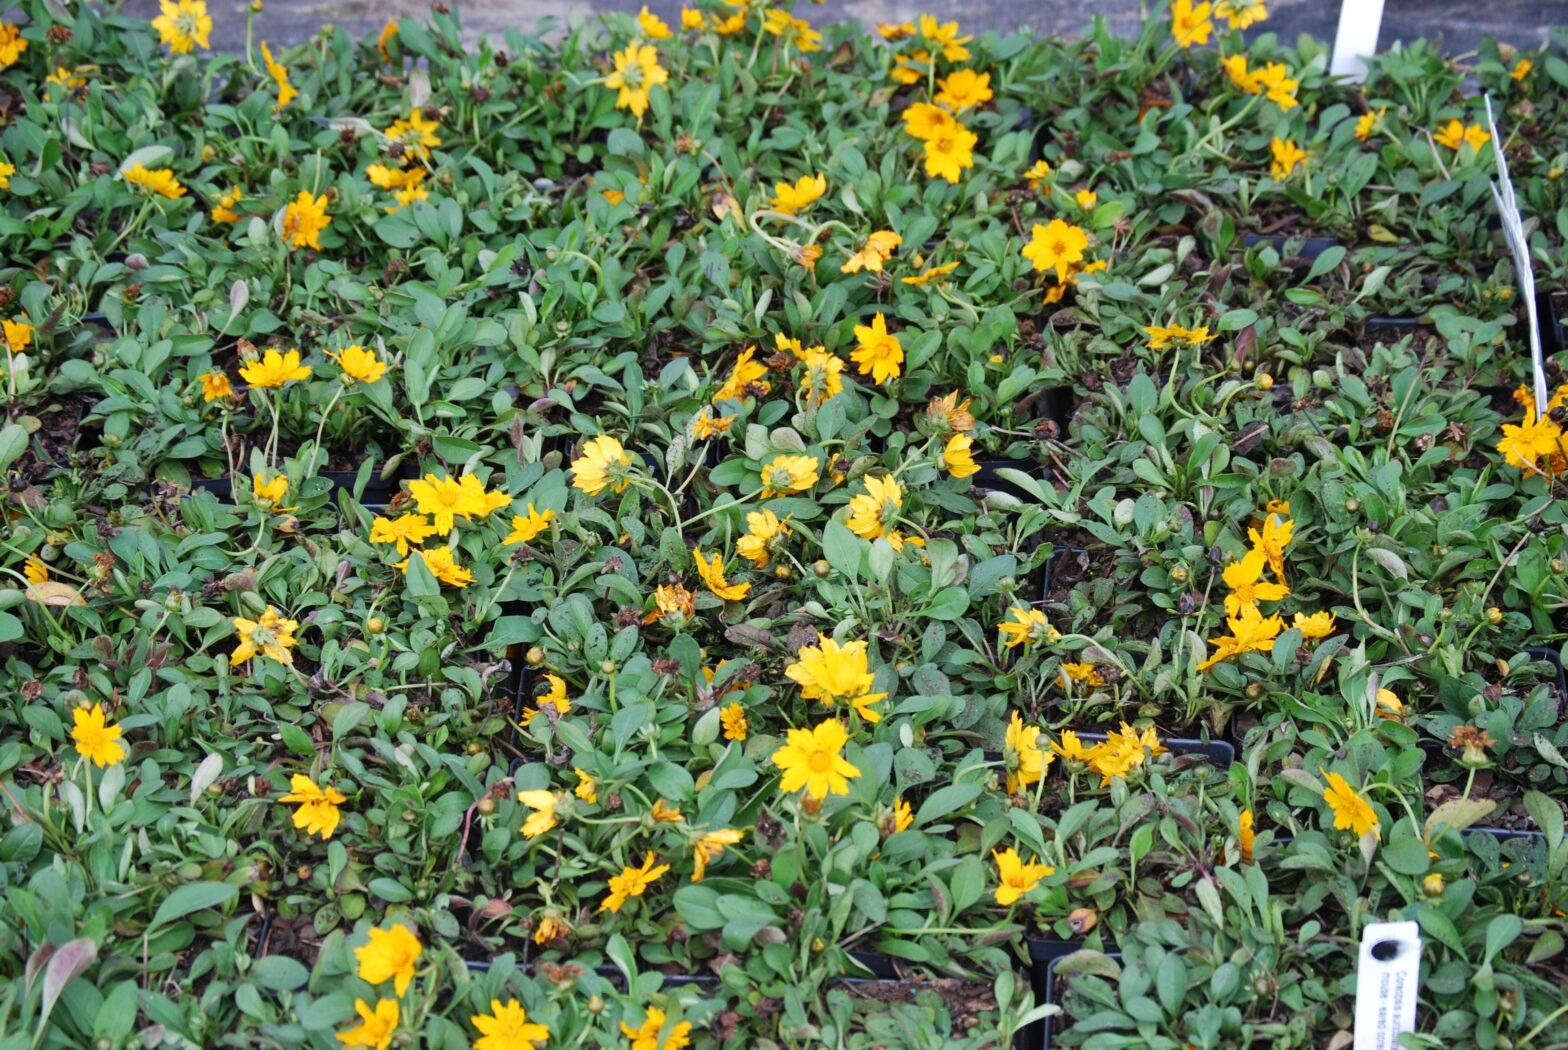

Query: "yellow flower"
(691, 828), (744, 881)
(355, 924), (423, 996)
(367, 163), (412, 189)
(1052, 729), (1095, 763)
(2, 317), (32, 354)
(1022, 219), (1089, 283)
(651, 799), (683, 823)
(231, 606), (299, 666)
(713, 345), (770, 402)
(798, 347), (846, 405)
(370, 514), (435, 556)
(210, 188), (244, 223)
(1004, 711), (1050, 794)
(124, 164), (187, 199)
(1214, 0), (1267, 29)
(1512, 58), (1532, 80)
(407, 473), (474, 532)
(1222, 53), (1263, 93)
(1197, 603), (1284, 671)
(759, 454), (819, 497)
(238, 348), (310, 388)
(902, 261), (959, 286)
(693, 547), (750, 601)
(23, 555), (47, 584)
(902, 101), (955, 142)
(325, 344), (385, 383)
(336, 998), (397, 1050)
(384, 109), (442, 163)
(1247, 512), (1293, 582)
(1269, 137), (1306, 178)
(0, 156), (14, 190)
(46, 66), (87, 90)
(1433, 119), (1466, 149)
(940, 434), (979, 478)
(395, 546), (474, 587)
(533, 915), (568, 945)
(711, 8), (747, 35)
(377, 20), (398, 62)
(151, 0), (212, 54)
(1222, 549), (1290, 616)
(647, 582), (695, 625)
(1293, 610), (1336, 640)
(1170, 0), (1213, 48)
(922, 124), (978, 183)
(261, 41), (297, 107)
(621, 1007), (692, 1050)
(851, 312), (904, 384)
(251, 472), (290, 509)
(771, 172), (826, 214)
(1375, 688), (1403, 720)
(1498, 410), (1563, 472)
(503, 505), (554, 545)
(1059, 661), (1105, 688)
(601, 851), (671, 912)
(1239, 808), (1255, 862)
(935, 69), (993, 110)
(1322, 770), (1379, 839)
(793, 243), (823, 271)
(1024, 159), (1052, 192)
(1355, 106), (1387, 142)
(692, 407), (734, 439)
(471, 999), (550, 1050)
(993, 848), (1052, 906)
(0, 23), (27, 69)
(892, 798), (913, 833)
(636, 4), (672, 39)
(846, 475), (902, 543)
(519, 675), (570, 728)
(1253, 62), (1298, 110)
(605, 43), (669, 119)
(72, 704), (126, 767)
(571, 434), (636, 496)
(574, 768), (598, 805)
(279, 774), (346, 839)
(761, 7), (821, 52)
(918, 14), (972, 61)
(1142, 323), (1213, 349)
(1085, 723), (1166, 785)
(771, 718), (861, 799)
(842, 230), (902, 274)
(878, 21), (916, 39)
(386, 174), (429, 212)
(720, 702), (748, 741)
(681, 7), (705, 29)
(518, 789), (566, 838)
(786, 634), (886, 722)
(281, 190), (331, 251)
(998, 605), (1058, 649)
(736, 508), (790, 567)
(1462, 122), (1492, 152)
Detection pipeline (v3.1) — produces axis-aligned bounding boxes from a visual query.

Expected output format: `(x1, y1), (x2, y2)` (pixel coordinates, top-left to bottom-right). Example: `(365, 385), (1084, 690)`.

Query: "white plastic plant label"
(1329, 0), (1385, 81)
(1353, 921), (1420, 1049)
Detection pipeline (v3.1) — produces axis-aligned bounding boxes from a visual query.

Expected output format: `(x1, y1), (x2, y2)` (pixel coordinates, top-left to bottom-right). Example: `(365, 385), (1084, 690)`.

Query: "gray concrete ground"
(118, 0), (1566, 54)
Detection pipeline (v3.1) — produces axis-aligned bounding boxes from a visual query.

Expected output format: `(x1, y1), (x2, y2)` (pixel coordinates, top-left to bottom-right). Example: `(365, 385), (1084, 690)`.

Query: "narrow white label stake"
(1329, 0), (1386, 81)
(1353, 921), (1420, 1049)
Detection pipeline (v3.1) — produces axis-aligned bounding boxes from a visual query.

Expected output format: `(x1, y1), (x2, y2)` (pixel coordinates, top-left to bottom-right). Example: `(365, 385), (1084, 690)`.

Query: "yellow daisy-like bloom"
(786, 634), (886, 722)
(798, 348), (846, 405)
(759, 454), (819, 497)
(1247, 512), (1293, 582)
(1059, 661), (1106, 689)
(940, 434), (979, 478)
(367, 163), (414, 190)
(1052, 729), (1095, 763)
(327, 344), (386, 384)
(1512, 58), (1532, 80)
(935, 68), (993, 110)
(693, 547), (750, 601)
(1221, 549), (1290, 616)
(384, 109), (442, 164)
(231, 606), (299, 666)
(1497, 411), (1563, 472)
(1022, 219), (1090, 283)
(72, 704), (126, 767)
(1143, 323), (1214, 350)
(519, 674), (571, 728)
(518, 789), (566, 838)
(713, 346), (770, 402)
(1254, 62), (1298, 110)
(902, 261), (960, 286)
(1004, 711), (1049, 794)
(681, 7), (704, 29)
(651, 799), (683, 823)
(261, 42), (297, 107)
(1, 316), (30, 354)
(396, 546), (475, 588)
(1222, 53), (1263, 93)
(902, 101), (956, 142)
(503, 505), (554, 545)
(842, 230), (903, 274)
(1197, 603), (1284, 671)
(1322, 770), (1379, 840)
(1170, 0), (1213, 48)
(851, 312), (904, 385)
(1238, 808), (1256, 862)
(691, 828), (744, 882)
(240, 348), (312, 389)
(574, 768), (597, 805)
(1375, 688), (1403, 720)
(0, 157), (15, 190)
(846, 475), (902, 542)
(891, 798), (914, 833)
(377, 19), (398, 61)
(281, 190), (331, 251)
(771, 172), (826, 215)
(1462, 123), (1492, 152)
(1215, 0), (1267, 29)
(23, 555), (47, 584)
(993, 848), (1053, 906)
(1024, 158), (1052, 192)
(878, 20), (915, 39)
(354, 924), (423, 997)
(1433, 119), (1467, 150)
(720, 702), (748, 741)
(636, 4), (672, 38)
(1355, 106), (1388, 143)
(0, 24), (27, 70)
(736, 508), (791, 567)
(762, 7), (822, 52)
(384, 171), (429, 213)
(571, 434), (636, 496)
(251, 472), (290, 510)
(692, 406), (734, 440)
(151, 0), (212, 54)
(367, 514), (434, 557)
(998, 605), (1058, 649)
(407, 473), (475, 533)
(1085, 723), (1166, 785)
(601, 851), (671, 912)
(1293, 610), (1336, 639)
(605, 43), (669, 119)
(771, 718), (861, 800)
(1075, 188), (1098, 209)
(124, 164), (187, 199)
(1269, 137), (1306, 178)
(279, 774), (346, 839)
(711, 8), (747, 34)
(922, 123), (978, 183)
(918, 13), (972, 61)
(471, 999), (550, 1050)
(621, 1007), (692, 1050)
(210, 188), (244, 223)
(337, 999), (397, 1050)
(457, 475), (512, 519)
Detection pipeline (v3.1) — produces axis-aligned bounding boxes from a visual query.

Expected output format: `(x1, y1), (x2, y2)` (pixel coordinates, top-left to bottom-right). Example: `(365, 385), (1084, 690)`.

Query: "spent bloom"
(518, 790), (567, 838)
(384, 109), (442, 163)
(260, 41), (297, 107)
(998, 606), (1058, 649)
(692, 547), (750, 601)
(842, 230), (902, 274)
(691, 828), (744, 882)
(1004, 711), (1049, 794)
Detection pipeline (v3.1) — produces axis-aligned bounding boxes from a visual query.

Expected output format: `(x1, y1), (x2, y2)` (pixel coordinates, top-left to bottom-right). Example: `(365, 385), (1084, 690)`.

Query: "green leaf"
(821, 518), (862, 579)
(150, 882), (238, 931)
(915, 782), (982, 827)
(1382, 832), (1430, 875)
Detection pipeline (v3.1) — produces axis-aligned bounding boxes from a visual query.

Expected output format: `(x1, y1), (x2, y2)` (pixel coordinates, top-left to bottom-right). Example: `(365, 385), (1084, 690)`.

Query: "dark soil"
(845, 975), (998, 1034)
(10, 391), (96, 478)
(1424, 773), (1568, 833)
(254, 910), (323, 965)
